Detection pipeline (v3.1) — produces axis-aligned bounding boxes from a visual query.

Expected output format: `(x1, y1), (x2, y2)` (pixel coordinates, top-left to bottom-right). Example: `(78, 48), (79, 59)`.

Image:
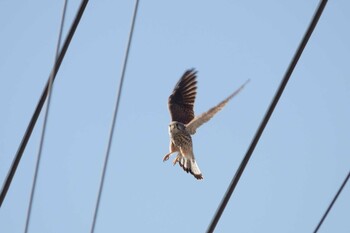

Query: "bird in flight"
(163, 69), (249, 180)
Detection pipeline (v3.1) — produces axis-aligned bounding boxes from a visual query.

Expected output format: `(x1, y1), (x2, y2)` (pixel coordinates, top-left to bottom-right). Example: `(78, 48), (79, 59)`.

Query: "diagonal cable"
(206, 1), (328, 232)
(24, 1), (68, 232)
(90, 0), (140, 232)
(313, 171), (350, 233)
(0, 0), (89, 208)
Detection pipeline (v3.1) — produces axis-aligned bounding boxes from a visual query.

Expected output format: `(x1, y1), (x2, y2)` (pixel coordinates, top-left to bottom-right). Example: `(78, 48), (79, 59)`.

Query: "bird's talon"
(163, 155), (170, 162)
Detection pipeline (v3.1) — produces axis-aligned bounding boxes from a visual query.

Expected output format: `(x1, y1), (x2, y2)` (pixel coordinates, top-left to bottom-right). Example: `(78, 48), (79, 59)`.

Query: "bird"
(163, 68), (249, 180)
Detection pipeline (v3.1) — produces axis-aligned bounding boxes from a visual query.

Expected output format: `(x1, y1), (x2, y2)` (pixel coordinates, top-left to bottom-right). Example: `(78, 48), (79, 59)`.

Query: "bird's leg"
(172, 156), (180, 166)
(163, 142), (178, 162)
(163, 152), (173, 162)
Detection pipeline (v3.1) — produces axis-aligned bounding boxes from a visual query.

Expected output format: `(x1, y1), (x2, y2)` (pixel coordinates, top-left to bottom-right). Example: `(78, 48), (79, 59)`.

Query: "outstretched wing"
(168, 69), (197, 124)
(186, 79), (250, 135)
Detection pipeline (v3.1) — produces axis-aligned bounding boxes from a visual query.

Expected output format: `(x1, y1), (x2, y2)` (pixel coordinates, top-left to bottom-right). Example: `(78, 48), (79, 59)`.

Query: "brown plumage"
(168, 69), (197, 124)
(163, 69), (249, 180)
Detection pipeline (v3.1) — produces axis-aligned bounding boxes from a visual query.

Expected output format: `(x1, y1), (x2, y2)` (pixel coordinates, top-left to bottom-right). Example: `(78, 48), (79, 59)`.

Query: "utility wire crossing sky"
(0, 1), (349, 233)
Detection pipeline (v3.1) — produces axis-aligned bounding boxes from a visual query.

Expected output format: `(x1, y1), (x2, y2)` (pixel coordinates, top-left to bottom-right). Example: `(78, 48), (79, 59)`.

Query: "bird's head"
(169, 121), (185, 133)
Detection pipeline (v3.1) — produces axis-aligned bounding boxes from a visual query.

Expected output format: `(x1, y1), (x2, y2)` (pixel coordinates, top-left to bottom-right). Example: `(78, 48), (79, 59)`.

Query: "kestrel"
(163, 69), (249, 180)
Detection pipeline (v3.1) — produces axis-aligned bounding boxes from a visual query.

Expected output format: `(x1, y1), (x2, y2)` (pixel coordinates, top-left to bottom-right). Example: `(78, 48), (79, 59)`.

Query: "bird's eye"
(177, 124), (182, 129)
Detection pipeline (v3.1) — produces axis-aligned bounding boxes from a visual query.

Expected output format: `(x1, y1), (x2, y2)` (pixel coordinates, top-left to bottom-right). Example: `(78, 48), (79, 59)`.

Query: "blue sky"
(0, 1), (349, 232)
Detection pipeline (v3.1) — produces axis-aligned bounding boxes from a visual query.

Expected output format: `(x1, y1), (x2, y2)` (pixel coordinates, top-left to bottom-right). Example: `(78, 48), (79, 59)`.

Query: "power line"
(0, 0), (89, 208)
(89, 0), (140, 232)
(313, 171), (350, 233)
(206, 1), (328, 232)
(24, 1), (68, 232)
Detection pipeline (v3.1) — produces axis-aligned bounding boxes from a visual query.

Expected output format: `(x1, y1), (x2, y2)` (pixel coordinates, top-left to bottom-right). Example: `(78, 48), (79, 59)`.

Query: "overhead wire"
(89, 0), (140, 232)
(313, 171), (350, 233)
(24, 1), (68, 232)
(0, 0), (90, 208)
(206, 0), (328, 232)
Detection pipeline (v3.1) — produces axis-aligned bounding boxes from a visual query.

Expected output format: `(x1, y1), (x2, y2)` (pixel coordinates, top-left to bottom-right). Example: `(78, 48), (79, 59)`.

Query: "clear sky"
(0, 1), (349, 233)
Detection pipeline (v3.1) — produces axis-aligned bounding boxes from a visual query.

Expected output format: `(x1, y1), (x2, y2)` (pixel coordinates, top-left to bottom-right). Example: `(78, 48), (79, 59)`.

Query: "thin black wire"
(0, 0), (89, 208)
(206, 1), (328, 232)
(313, 171), (350, 233)
(24, 1), (68, 232)
(89, 1), (140, 232)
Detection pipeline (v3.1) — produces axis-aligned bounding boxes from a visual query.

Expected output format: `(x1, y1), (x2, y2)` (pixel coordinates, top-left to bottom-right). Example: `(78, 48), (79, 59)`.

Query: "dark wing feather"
(168, 69), (197, 124)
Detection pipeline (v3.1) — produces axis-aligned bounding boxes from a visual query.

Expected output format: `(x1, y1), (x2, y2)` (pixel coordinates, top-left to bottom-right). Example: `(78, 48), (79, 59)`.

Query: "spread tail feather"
(179, 156), (203, 180)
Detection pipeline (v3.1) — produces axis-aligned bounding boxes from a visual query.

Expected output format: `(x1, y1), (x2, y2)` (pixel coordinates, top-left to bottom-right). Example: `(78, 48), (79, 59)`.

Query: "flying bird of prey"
(163, 69), (249, 180)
